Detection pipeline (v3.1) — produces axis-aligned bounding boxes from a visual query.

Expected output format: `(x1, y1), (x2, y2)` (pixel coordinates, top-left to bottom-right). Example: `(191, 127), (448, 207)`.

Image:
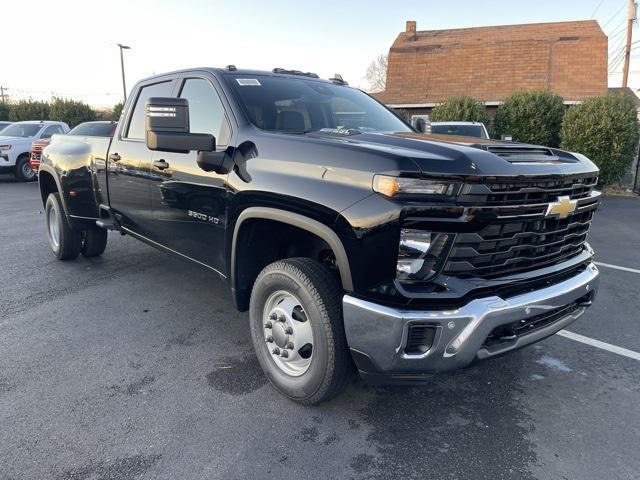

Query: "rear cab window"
(125, 81), (174, 139)
(179, 78), (231, 146)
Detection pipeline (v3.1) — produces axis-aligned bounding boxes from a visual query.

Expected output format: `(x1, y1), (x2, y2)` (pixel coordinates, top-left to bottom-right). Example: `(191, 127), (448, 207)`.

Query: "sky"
(1, 0), (637, 108)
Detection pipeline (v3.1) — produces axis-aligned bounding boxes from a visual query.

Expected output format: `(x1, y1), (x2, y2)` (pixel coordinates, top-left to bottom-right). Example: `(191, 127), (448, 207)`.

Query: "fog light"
(397, 229), (449, 282)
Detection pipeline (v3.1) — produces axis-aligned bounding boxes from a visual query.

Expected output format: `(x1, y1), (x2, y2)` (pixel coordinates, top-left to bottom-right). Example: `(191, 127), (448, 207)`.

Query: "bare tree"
(365, 54), (388, 93)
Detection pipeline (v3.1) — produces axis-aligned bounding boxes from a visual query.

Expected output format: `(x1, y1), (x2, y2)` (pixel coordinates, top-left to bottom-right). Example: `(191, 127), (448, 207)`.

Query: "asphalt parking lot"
(1, 178), (639, 480)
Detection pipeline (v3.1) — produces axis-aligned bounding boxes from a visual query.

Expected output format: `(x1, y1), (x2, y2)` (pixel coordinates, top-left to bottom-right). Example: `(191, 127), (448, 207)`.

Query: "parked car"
(0, 121), (69, 181)
(0, 121), (13, 132)
(428, 121), (490, 139)
(39, 67), (600, 404)
(30, 121), (116, 172)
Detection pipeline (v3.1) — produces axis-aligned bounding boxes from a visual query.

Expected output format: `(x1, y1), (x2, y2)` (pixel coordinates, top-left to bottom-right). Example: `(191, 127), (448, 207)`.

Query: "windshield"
(69, 122), (116, 137)
(0, 123), (42, 138)
(430, 124), (487, 139)
(224, 75), (411, 134)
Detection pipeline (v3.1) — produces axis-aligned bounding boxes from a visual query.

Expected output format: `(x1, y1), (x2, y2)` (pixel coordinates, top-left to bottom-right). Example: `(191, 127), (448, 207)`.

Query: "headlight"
(397, 229), (450, 282)
(0, 145), (11, 151)
(373, 175), (460, 198)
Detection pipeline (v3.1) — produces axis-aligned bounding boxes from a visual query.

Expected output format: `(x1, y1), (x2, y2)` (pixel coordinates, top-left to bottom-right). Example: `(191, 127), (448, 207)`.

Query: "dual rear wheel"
(45, 193), (107, 260)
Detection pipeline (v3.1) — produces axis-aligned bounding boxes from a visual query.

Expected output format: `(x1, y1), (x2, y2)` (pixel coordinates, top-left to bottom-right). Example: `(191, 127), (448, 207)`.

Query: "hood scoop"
(479, 144), (571, 163)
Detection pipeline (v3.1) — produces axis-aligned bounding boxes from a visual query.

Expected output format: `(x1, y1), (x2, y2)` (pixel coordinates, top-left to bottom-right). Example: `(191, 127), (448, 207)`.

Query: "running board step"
(96, 218), (118, 230)
(96, 204), (118, 230)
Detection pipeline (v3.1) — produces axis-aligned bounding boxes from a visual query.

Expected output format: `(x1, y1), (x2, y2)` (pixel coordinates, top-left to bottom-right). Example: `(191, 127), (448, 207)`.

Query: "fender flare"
(231, 206), (354, 292)
(37, 165), (69, 217)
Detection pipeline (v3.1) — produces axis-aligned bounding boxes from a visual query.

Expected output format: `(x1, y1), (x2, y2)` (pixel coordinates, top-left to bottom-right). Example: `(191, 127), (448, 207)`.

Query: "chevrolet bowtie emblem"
(545, 195), (577, 219)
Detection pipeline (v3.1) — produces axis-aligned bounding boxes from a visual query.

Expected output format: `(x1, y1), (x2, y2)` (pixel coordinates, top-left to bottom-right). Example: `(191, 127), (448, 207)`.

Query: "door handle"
(153, 159), (170, 170)
(109, 153), (121, 162)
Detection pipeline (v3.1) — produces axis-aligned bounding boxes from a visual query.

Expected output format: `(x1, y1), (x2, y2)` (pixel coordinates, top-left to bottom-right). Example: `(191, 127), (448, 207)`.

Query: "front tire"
(14, 155), (36, 182)
(45, 192), (81, 260)
(249, 258), (352, 404)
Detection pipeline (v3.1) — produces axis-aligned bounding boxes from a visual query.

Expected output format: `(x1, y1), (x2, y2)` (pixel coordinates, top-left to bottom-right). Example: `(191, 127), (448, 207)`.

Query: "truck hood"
(0, 136), (34, 146)
(305, 130), (598, 178)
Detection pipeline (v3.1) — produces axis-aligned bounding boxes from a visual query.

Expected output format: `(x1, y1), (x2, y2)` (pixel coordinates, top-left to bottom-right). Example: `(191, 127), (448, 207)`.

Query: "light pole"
(117, 43), (131, 102)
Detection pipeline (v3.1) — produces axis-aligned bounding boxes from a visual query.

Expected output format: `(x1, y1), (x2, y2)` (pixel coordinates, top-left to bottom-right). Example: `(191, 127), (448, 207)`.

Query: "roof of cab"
(137, 67), (339, 85)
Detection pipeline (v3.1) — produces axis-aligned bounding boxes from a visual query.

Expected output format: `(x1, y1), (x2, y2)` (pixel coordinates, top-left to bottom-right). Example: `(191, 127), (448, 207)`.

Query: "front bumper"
(343, 262), (599, 383)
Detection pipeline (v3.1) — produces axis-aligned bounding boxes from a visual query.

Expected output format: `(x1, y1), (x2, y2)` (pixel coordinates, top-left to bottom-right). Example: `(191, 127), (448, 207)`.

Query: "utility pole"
(0, 86), (7, 103)
(623, 0), (637, 88)
(117, 43), (131, 102)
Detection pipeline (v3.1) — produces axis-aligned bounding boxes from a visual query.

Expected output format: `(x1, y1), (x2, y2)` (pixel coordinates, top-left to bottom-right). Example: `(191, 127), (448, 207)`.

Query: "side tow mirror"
(145, 97), (215, 153)
(415, 118), (427, 133)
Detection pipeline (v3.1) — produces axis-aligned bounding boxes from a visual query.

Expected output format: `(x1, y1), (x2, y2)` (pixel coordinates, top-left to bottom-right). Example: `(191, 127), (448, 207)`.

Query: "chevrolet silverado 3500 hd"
(38, 67), (600, 404)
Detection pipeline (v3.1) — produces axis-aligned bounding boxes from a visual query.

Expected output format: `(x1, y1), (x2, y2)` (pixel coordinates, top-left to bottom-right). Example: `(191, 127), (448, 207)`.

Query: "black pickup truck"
(38, 67), (601, 404)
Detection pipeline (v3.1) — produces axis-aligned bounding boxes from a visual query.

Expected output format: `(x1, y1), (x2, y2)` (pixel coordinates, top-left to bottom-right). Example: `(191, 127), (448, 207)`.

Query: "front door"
(148, 76), (233, 275)
(107, 79), (176, 236)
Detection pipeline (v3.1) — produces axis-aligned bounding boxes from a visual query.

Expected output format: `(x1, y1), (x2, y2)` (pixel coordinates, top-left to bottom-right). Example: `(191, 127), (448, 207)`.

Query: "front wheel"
(249, 258), (352, 404)
(45, 192), (81, 260)
(14, 155), (37, 182)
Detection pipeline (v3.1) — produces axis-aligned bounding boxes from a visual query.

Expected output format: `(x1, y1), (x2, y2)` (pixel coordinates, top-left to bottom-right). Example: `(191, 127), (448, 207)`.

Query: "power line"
(592, 0), (607, 17)
(608, 20), (629, 43)
(609, 43), (640, 72)
(9, 88), (120, 97)
(603, 2), (628, 30)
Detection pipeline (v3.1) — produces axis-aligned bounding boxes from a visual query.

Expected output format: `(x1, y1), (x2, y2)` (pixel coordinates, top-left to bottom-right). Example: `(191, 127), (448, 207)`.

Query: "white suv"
(0, 121), (70, 181)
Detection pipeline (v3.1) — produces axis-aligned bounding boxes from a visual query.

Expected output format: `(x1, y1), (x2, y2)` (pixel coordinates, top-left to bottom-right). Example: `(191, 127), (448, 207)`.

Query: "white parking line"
(594, 262), (640, 275)
(557, 330), (640, 362)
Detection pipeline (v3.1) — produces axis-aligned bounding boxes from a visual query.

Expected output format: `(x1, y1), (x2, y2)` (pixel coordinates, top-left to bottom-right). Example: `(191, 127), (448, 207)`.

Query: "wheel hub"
(262, 290), (314, 377)
(271, 322), (288, 347)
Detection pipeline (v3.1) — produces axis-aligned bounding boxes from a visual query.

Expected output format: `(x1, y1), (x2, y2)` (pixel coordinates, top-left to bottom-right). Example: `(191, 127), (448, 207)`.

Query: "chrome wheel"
(263, 290), (313, 376)
(47, 204), (60, 249)
(21, 161), (35, 180)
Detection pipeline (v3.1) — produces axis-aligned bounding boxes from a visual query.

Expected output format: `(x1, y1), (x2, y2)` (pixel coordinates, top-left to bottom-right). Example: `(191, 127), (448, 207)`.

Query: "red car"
(30, 121), (117, 172)
(29, 138), (51, 172)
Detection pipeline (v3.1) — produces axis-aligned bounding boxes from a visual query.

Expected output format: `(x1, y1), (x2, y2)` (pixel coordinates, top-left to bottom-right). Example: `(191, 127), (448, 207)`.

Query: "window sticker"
(236, 78), (261, 86)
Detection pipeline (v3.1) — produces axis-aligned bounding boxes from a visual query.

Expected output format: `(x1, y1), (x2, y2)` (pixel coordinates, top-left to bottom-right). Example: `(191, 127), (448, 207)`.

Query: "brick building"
(374, 20), (608, 120)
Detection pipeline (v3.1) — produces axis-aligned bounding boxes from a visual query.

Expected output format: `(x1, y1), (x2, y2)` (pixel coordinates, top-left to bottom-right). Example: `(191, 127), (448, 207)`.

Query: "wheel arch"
(38, 166), (74, 225)
(230, 207), (353, 311)
(38, 167), (62, 206)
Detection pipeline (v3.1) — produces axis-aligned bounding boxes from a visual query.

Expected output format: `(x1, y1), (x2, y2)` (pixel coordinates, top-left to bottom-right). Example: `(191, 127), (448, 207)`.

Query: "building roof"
(608, 87), (640, 108)
(376, 20), (608, 106)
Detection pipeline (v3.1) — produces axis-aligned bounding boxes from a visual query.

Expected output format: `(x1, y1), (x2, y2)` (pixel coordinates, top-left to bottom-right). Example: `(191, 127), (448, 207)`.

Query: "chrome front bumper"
(343, 263), (599, 379)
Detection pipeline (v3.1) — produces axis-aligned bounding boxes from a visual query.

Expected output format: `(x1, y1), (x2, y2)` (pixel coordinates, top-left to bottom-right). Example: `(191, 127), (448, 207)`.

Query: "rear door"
(148, 75), (233, 275)
(107, 79), (177, 236)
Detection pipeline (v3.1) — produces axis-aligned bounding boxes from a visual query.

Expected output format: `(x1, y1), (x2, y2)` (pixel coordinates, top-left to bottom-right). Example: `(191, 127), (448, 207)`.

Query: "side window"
(41, 125), (63, 139)
(179, 78), (230, 146)
(125, 81), (173, 139)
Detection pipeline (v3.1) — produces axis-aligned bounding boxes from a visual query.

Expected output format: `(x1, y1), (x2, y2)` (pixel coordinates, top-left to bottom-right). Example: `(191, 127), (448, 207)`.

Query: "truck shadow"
(340, 353), (537, 479)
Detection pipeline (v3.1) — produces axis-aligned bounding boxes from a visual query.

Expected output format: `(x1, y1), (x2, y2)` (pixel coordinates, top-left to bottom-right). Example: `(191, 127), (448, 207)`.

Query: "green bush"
(0, 102), (10, 121)
(111, 102), (124, 121)
(8, 100), (50, 121)
(49, 97), (96, 128)
(561, 93), (639, 185)
(495, 90), (565, 147)
(430, 96), (490, 126)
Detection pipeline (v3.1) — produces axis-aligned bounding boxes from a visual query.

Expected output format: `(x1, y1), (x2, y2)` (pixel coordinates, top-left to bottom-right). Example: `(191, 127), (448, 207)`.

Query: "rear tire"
(14, 155), (36, 182)
(249, 257), (352, 405)
(81, 228), (108, 257)
(45, 192), (81, 260)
